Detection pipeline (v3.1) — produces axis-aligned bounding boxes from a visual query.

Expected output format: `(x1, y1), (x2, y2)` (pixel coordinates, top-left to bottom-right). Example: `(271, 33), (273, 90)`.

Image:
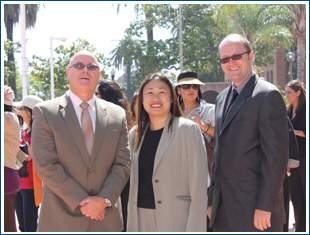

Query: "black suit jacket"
(209, 75), (289, 231)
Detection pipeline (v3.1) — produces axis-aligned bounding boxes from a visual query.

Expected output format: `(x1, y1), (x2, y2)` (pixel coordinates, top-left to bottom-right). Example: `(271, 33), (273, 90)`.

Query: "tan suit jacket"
(4, 112), (20, 170)
(32, 94), (130, 232)
(127, 117), (208, 232)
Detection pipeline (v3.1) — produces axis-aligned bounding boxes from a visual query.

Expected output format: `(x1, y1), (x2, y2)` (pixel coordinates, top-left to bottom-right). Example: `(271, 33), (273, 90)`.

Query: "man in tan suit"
(32, 51), (130, 232)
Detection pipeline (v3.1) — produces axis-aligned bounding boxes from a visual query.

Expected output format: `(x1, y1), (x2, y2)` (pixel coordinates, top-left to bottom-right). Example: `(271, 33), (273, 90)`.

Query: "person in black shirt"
(285, 79), (306, 232)
(127, 73), (208, 232)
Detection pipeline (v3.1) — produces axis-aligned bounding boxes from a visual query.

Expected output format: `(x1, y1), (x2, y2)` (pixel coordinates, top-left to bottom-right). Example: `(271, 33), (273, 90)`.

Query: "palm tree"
(214, 5), (294, 67)
(4, 4), (40, 92)
(110, 35), (142, 98)
(287, 4), (306, 83)
(116, 4), (154, 46)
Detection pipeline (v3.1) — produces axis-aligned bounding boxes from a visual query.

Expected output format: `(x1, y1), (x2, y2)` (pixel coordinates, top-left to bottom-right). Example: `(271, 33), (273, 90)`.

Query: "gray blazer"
(32, 94), (130, 232)
(127, 117), (208, 232)
(209, 75), (289, 231)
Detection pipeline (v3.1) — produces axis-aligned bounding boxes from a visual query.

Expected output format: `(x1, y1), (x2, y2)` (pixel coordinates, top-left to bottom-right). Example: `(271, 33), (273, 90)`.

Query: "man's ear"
(66, 68), (70, 80)
(249, 51), (255, 64)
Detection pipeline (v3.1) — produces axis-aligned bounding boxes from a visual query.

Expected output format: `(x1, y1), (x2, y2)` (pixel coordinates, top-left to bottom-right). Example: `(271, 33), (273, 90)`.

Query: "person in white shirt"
(31, 51), (130, 232)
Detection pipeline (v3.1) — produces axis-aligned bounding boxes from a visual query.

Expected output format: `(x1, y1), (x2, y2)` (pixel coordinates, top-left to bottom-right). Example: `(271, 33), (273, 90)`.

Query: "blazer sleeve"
(288, 117), (299, 161)
(99, 115), (131, 204)
(32, 106), (88, 211)
(185, 124), (208, 231)
(256, 90), (289, 211)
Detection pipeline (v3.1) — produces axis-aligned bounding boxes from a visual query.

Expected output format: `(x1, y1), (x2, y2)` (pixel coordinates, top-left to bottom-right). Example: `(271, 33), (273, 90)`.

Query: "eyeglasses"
(179, 84), (200, 90)
(220, 50), (251, 64)
(69, 62), (99, 71)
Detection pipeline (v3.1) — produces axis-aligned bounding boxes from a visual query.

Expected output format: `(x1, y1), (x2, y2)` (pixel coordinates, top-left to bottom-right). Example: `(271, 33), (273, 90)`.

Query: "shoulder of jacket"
(4, 112), (19, 125)
(256, 77), (279, 92)
(176, 117), (199, 130)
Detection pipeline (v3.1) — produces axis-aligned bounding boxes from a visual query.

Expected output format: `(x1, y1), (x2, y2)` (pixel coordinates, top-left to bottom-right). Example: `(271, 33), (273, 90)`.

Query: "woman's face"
(19, 107), (32, 126)
(177, 84), (200, 103)
(142, 79), (172, 119)
(285, 86), (300, 106)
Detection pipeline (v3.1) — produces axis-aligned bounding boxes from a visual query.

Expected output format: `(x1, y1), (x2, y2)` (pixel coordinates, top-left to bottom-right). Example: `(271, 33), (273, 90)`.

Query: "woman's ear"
(176, 87), (180, 96)
(297, 90), (301, 97)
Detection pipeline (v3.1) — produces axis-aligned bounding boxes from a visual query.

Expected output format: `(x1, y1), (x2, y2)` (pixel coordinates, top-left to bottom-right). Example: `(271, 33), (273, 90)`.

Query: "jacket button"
(88, 167), (94, 173)
(157, 200), (162, 204)
(154, 179), (159, 183)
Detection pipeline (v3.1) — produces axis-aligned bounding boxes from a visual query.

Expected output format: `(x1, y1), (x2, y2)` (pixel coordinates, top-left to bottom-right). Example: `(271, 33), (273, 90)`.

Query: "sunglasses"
(69, 62), (99, 71)
(179, 84), (200, 90)
(220, 50), (251, 64)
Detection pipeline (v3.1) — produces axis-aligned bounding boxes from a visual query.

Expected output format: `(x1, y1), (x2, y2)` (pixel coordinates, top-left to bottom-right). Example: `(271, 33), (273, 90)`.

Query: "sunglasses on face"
(69, 62), (99, 71)
(220, 50), (251, 64)
(179, 84), (200, 90)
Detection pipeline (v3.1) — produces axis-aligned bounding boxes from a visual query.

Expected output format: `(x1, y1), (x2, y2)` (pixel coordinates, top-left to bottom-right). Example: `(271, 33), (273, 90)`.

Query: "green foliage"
(29, 39), (107, 100)
(110, 3), (295, 91)
(4, 40), (23, 100)
(4, 40), (20, 84)
(214, 4), (294, 66)
(4, 4), (40, 93)
(7, 4), (297, 100)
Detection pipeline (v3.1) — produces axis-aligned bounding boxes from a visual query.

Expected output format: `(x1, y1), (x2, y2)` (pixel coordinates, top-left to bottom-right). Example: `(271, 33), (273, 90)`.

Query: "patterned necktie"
(80, 102), (94, 155)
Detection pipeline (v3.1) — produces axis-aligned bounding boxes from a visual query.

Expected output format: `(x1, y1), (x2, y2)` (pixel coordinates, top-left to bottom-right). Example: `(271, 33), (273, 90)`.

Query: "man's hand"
(207, 206), (212, 219)
(254, 209), (271, 231)
(79, 196), (111, 221)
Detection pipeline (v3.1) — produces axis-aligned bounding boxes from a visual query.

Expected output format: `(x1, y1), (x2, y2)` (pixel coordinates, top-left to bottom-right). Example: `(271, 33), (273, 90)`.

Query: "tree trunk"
(290, 4), (306, 84)
(145, 11), (154, 43)
(6, 17), (17, 93)
(296, 35), (306, 84)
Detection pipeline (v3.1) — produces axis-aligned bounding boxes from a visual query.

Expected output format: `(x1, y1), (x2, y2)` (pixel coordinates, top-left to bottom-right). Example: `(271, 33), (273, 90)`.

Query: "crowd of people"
(4, 33), (306, 232)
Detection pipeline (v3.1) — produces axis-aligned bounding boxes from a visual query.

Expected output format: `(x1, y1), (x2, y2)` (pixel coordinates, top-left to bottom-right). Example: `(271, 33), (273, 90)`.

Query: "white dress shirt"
(67, 90), (96, 130)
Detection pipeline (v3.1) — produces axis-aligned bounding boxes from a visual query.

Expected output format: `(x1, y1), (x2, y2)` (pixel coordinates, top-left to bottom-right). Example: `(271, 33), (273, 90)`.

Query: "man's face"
(66, 54), (100, 98)
(219, 42), (254, 85)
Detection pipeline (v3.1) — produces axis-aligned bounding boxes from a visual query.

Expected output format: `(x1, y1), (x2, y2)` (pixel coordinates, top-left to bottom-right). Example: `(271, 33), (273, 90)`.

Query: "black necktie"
(224, 88), (238, 119)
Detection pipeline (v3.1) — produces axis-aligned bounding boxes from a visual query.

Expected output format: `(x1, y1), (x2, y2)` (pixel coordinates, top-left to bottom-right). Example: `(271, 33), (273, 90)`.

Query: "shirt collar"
(67, 90), (96, 108)
(232, 72), (254, 94)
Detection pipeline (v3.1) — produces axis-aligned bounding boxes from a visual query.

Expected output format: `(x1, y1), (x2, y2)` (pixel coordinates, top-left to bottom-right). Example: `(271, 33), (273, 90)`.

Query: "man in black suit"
(208, 34), (289, 231)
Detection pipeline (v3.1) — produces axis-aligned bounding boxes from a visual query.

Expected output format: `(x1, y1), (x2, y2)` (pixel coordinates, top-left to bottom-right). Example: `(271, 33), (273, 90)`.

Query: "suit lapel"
(153, 117), (176, 176)
(216, 88), (230, 134)
(59, 95), (91, 167)
(90, 99), (107, 165)
(220, 75), (257, 136)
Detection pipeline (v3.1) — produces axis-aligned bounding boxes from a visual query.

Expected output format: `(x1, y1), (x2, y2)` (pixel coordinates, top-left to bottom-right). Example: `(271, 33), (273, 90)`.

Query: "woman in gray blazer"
(127, 73), (208, 232)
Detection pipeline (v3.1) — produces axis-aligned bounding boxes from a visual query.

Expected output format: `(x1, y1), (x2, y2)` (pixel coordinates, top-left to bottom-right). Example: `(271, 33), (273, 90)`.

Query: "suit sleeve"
(99, 115), (131, 204)
(186, 124), (208, 231)
(256, 90), (289, 211)
(32, 106), (88, 211)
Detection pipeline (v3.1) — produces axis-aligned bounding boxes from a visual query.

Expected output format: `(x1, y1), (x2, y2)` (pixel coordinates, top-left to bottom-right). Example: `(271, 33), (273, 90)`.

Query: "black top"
(137, 127), (164, 209)
(288, 106), (306, 160)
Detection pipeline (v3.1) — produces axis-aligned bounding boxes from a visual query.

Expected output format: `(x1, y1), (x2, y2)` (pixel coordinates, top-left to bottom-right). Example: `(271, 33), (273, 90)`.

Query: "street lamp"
(50, 36), (66, 99)
(286, 51), (295, 81)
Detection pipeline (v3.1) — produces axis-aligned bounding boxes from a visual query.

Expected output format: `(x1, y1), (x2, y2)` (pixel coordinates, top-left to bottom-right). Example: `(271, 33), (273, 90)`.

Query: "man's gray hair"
(67, 50), (99, 68)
